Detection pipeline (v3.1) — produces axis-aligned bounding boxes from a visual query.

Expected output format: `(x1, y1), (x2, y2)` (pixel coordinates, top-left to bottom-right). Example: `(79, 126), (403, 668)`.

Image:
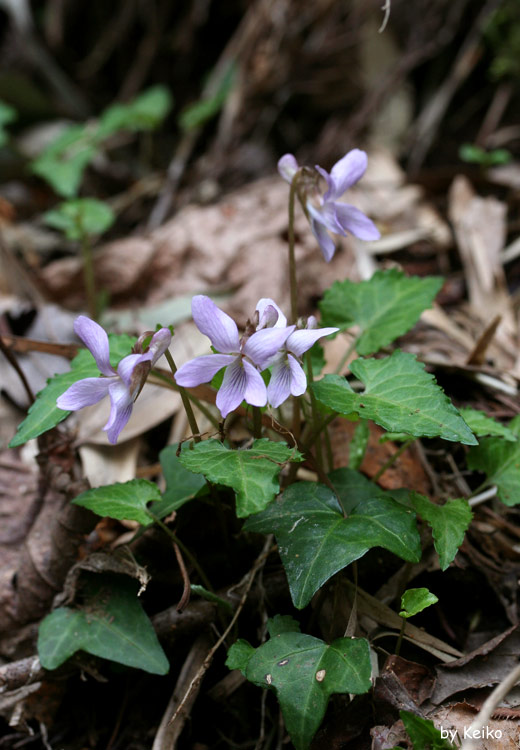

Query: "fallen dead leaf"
(448, 175), (515, 347)
(431, 702), (520, 749)
(432, 627), (520, 705)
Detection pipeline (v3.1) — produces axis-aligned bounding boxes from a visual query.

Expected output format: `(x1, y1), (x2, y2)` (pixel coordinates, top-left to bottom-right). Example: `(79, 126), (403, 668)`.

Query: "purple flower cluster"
(278, 149), (380, 261)
(56, 149), (377, 442)
(174, 296), (338, 417)
(57, 316), (171, 443)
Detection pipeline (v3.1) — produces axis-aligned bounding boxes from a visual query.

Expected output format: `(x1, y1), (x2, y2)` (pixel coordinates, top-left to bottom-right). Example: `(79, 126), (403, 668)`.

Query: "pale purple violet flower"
(57, 316), (172, 443)
(255, 299), (339, 408)
(174, 296), (295, 418)
(278, 149), (380, 262)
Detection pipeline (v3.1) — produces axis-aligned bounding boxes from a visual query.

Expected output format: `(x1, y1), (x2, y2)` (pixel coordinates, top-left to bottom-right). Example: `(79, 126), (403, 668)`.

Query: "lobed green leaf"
(319, 269), (443, 354)
(38, 574), (169, 674)
(31, 124), (98, 197)
(178, 438), (302, 517)
(467, 416), (520, 505)
(410, 493), (472, 570)
(235, 631), (371, 750)
(72, 478), (161, 526)
(459, 406), (517, 442)
(226, 640), (255, 675)
(312, 351), (477, 445)
(245, 481), (421, 608)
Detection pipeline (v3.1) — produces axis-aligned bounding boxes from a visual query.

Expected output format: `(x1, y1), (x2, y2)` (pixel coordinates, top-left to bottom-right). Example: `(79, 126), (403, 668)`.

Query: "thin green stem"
(164, 350), (202, 443)
(334, 336), (359, 375)
(80, 235), (98, 320)
(395, 617), (406, 657)
(302, 411), (338, 448)
(306, 352), (323, 472)
(147, 511), (213, 591)
(150, 369), (220, 430)
(252, 407), (262, 440)
(372, 439), (414, 482)
(288, 179), (298, 324)
(291, 397), (301, 444)
(323, 427), (334, 473)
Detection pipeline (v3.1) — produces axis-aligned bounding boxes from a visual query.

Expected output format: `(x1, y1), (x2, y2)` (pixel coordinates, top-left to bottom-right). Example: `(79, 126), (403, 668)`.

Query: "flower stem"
(395, 617), (406, 657)
(164, 350), (202, 443)
(80, 235), (98, 321)
(292, 397), (301, 444)
(323, 427), (334, 472)
(252, 406), (262, 440)
(302, 411), (337, 449)
(306, 352), (323, 472)
(288, 178), (298, 323)
(150, 369), (220, 430)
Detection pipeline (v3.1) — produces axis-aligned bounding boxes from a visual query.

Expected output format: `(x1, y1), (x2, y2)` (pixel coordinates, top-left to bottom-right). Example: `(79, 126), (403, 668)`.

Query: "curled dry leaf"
(448, 175), (514, 344)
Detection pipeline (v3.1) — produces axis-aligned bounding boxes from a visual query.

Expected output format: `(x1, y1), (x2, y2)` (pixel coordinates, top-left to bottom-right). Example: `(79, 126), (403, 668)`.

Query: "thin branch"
(378, 0), (391, 33)
(460, 660), (520, 750)
(173, 542), (191, 613)
(0, 333), (35, 403)
(167, 536), (274, 728)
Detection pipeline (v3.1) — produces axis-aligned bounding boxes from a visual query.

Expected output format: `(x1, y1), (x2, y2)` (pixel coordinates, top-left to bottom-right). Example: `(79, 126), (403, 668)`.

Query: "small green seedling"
(43, 198), (115, 319)
(179, 62), (235, 131)
(396, 588), (439, 656)
(400, 587), (439, 618)
(43, 197), (115, 241)
(31, 85), (173, 198)
(459, 143), (512, 168)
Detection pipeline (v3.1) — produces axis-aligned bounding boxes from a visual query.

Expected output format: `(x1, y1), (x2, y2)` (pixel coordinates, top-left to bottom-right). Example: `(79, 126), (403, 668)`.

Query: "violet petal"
(310, 218), (336, 262)
(277, 154), (299, 184)
(74, 316), (114, 376)
(335, 203), (380, 241)
(117, 353), (148, 387)
(266, 356), (292, 408)
(307, 201), (345, 236)
(104, 381), (134, 444)
(57, 376), (112, 411)
(243, 326), (294, 370)
(287, 353), (308, 396)
(242, 359), (268, 407)
(192, 295), (240, 354)
(216, 358), (248, 417)
(175, 354), (235, 388)
(286, 327), (339, 358)
(149, 328), (172, 365)
(256, 298), (287, 329)
(326, 149), (368, 201)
